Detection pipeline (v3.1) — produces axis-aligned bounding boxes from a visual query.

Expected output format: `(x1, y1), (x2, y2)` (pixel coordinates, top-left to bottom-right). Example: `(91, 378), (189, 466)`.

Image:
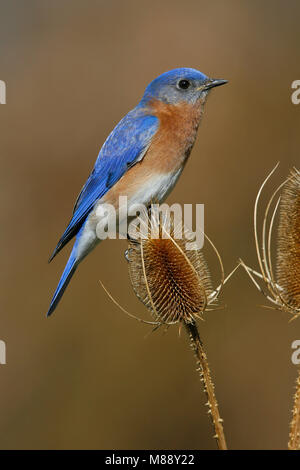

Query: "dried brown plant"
(277, 169), (300, 312)
(240, 165), (300, 450)
(240, 165), (300, 318)
(101, 208), (239, 450)
(289, 369), (300, 450)
(128, 219), (213, 326)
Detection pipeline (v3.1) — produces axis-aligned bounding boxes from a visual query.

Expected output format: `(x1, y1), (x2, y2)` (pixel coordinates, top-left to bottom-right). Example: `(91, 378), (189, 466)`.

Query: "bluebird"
(47, 68), (227, 316)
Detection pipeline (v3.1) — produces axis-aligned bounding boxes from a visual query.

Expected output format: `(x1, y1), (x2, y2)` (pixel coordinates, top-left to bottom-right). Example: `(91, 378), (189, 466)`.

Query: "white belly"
(76, 168), (183, 260)
(126, 168), (183, 207)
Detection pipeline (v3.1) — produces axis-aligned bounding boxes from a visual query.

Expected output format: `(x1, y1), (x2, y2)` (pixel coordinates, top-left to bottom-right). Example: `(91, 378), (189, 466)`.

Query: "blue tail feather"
(47, 247), (78, 317)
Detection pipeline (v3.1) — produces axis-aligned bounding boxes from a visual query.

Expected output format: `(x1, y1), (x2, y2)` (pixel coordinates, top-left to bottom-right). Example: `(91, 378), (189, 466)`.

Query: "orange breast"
(145, 98), (204, 173)
(102, 99), (204, 206)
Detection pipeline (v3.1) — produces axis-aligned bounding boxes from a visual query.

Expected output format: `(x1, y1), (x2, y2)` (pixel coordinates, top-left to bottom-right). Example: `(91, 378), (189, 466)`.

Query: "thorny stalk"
(185, 322), (227, 450)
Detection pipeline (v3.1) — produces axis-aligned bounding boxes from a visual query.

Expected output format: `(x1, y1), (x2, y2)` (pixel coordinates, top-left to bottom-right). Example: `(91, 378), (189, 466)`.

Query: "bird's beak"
(203, 78), (228, 91)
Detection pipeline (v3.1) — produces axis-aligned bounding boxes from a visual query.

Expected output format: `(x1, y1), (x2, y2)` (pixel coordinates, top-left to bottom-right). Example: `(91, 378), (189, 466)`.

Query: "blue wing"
(49, 109), (158, 261)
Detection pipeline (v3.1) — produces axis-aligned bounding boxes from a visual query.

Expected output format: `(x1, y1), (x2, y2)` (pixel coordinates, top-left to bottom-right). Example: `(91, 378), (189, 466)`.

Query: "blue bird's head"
(140, 68), (227, 106)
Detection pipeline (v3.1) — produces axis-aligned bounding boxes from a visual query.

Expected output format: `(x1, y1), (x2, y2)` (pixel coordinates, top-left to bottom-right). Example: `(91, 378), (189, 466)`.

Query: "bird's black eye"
(178, 79), (191, 90)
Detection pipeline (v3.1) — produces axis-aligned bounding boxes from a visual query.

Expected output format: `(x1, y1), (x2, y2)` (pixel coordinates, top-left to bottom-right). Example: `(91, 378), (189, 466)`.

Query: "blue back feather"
(49, 109), (158, 260)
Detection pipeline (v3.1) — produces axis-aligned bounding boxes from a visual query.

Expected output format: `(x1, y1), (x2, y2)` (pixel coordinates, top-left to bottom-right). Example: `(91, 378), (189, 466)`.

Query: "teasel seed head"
(100, 206), (238, 328)
(126, 209), (228, 326)
(240, 164), (300, 318)
(128, 235), (213, 324)
(276, 168), (300, 310)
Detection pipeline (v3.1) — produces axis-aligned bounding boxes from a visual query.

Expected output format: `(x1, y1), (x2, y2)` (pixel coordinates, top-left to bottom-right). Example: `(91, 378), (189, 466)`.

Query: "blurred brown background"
(0, 0), (300, 450)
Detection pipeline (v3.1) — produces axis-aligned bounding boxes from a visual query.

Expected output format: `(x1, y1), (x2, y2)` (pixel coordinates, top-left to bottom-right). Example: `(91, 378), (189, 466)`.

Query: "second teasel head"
(276, 168), (300, 310)
(241, 165), (300, 318)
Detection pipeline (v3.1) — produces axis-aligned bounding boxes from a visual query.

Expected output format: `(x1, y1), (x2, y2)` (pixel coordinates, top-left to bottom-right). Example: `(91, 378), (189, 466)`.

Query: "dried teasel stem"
(185, 321), (227, 450)
(288, 368), (300, 450)
(102, 208), (234, 449)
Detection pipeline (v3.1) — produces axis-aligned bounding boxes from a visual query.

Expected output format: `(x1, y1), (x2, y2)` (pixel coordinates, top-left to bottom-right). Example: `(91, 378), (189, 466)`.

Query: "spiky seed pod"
(240, 165), (300, 318)
(127, 217), (213, 325)
(277, 169), (300, 310)
(100, 208), (233, 449)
